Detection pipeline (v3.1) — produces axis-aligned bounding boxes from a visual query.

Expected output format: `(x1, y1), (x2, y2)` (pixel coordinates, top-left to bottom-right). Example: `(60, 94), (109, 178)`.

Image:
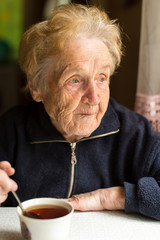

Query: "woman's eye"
(64, 77), (82, 90)
(70, 78), (79, 84)
(98, 77), (105, 82)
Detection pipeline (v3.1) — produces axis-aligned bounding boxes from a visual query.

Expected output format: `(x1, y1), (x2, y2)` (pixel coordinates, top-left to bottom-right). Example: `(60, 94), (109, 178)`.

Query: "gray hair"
(19, 4), (123, 94)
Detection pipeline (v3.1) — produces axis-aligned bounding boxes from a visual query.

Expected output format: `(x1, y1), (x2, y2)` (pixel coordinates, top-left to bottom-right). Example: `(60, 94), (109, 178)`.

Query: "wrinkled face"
(40, 36), (111, 142)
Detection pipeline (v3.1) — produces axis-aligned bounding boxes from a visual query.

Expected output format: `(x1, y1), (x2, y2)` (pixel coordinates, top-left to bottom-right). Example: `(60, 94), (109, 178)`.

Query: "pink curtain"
(135, 0), (160, 132)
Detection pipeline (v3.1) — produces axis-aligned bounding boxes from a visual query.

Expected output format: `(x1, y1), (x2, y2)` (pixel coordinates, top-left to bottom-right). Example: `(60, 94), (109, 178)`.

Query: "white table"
(0, 208), (159, 240)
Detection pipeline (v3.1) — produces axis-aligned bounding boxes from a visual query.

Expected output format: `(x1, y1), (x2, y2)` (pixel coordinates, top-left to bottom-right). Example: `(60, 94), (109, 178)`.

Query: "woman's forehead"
(65, 36), (109, 59)
(56, 36), (110, 69)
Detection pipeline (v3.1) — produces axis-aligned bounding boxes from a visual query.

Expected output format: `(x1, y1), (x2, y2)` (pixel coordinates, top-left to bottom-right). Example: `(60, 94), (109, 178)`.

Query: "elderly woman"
(0, 4), (160, 220)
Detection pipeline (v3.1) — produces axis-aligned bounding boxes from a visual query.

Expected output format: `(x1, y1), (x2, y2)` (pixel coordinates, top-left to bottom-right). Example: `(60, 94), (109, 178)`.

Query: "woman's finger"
(0, 161), (15, 176)
(0, 188), (8, 203)
(68, 190), (104, 211)
(0, 169), (17, 192)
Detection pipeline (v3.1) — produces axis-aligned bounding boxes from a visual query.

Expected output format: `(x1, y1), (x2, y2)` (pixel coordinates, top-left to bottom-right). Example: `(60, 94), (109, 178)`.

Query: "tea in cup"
(17, 198), (73, 240)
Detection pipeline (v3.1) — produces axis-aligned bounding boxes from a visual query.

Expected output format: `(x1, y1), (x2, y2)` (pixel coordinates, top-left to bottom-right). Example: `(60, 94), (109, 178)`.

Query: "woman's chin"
(65, 125), (99, 142)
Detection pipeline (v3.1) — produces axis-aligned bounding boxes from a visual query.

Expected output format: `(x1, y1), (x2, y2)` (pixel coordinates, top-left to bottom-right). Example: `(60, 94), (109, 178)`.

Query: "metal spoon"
(12, 191), (41, 219)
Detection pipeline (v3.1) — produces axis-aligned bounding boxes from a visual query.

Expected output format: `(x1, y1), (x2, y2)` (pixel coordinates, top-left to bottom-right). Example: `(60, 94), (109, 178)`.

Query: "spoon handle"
(12, 191), (25, 212)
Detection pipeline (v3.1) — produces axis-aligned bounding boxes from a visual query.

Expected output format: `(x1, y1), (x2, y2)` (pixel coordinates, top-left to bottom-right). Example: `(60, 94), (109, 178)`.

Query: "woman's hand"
(68, 187), (125, 211)
(0, 161), (18, 204)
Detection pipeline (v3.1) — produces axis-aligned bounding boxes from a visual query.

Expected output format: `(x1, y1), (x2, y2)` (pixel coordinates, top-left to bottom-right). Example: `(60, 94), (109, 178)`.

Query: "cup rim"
(17, 197), (74, 221)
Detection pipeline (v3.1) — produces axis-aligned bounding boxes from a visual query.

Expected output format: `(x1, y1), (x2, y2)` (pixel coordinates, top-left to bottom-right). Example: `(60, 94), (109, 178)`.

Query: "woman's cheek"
(63, 88), (82, 106)
(100, 93), (109, 113)
(55, 91), (75, 119)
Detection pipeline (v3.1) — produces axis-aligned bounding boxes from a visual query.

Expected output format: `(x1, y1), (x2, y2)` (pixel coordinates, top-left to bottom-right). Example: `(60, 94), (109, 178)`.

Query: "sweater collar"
(26, 98), (120, 143)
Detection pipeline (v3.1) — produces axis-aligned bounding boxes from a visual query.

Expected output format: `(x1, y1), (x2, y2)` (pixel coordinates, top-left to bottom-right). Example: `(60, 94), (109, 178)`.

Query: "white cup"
(17, 198), (73, 240)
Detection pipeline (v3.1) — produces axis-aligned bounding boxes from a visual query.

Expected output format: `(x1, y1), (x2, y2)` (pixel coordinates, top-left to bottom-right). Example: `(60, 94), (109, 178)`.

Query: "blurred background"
(0, 0), (142, 116)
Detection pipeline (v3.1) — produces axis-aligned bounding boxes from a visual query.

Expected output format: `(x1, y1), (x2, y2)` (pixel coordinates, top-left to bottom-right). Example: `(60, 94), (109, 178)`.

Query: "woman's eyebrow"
(58, 60), (111, 79)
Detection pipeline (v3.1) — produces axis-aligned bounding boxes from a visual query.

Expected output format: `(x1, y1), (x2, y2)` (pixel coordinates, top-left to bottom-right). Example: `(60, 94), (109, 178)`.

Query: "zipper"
(67, 142), (77, 198)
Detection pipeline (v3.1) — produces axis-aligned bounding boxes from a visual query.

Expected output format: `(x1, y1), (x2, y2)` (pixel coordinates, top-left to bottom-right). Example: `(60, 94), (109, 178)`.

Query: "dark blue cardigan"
(1, 98), (160, 220)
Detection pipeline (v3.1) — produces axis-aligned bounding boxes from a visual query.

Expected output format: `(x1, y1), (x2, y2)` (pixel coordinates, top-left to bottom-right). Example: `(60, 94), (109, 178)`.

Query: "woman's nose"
(81, 82), (100, 105)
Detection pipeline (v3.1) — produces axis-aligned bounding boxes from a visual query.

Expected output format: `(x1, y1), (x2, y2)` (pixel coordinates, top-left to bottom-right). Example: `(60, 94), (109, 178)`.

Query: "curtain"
(135, 0), (160, 132)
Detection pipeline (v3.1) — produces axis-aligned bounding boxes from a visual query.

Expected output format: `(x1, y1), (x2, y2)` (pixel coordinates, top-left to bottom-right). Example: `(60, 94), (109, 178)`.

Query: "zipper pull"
(70, 142), (77, 165)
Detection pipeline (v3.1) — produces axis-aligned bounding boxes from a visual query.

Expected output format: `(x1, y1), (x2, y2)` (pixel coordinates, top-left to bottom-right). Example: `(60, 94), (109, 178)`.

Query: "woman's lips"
(76, 113), (96, 117)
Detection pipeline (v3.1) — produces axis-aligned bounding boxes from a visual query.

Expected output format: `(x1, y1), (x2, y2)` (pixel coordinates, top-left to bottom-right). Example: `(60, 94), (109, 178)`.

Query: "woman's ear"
(28, 80), (42, 102)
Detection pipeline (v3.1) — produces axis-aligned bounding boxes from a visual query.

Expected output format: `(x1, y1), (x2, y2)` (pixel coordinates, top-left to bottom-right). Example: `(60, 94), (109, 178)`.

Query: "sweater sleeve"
(124, 141), (160, 220)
